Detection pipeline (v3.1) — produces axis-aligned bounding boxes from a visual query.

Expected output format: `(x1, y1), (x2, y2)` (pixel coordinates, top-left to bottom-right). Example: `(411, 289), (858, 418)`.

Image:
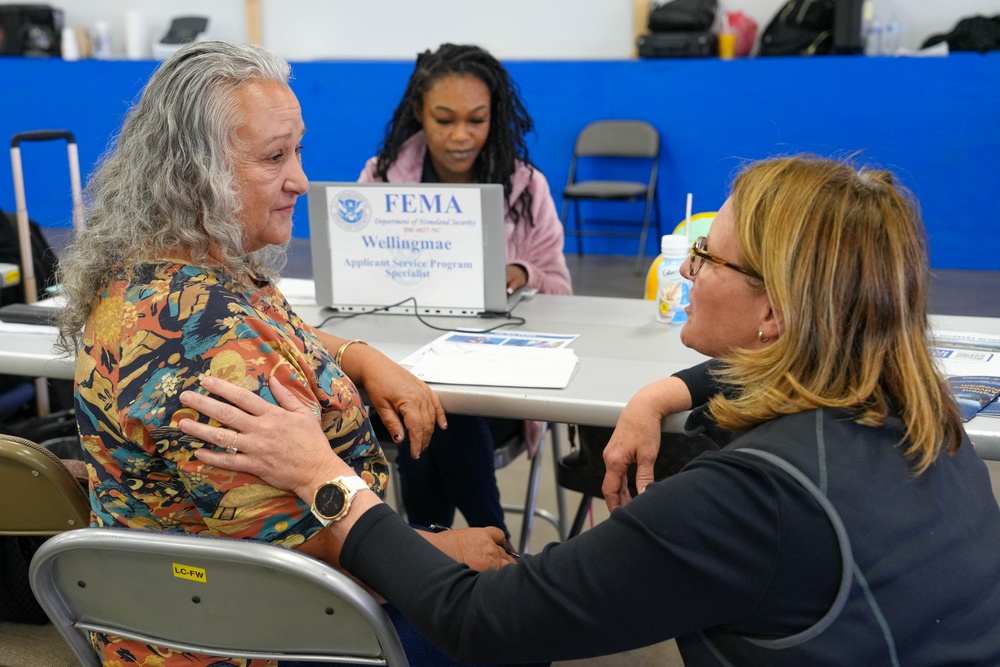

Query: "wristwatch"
(311, 475), (369, 526)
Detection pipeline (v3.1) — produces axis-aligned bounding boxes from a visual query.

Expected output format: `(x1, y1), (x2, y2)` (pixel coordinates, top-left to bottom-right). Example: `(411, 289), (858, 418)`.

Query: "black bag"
(922, 15), (1000, 53)
(0, 535), (49, 623)
(3, 409), (79, 446)
(0, 4), (63, 56)
(759, 0), (835, 56)
(0, 208), (71, 421)
(0, 208), (59, 306)
(637, 30), (715, 58)
(647, 0), (717, 33)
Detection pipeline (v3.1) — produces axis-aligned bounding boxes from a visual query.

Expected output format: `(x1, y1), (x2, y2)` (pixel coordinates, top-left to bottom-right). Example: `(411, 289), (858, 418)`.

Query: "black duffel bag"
(922, 15), (1000, 53)
(759, 0), (835, 56)
(648, 0), (717, 33)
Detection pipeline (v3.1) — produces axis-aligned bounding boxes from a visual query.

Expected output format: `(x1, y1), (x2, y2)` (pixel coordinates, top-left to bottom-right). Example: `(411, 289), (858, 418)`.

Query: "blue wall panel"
(1, 54), (997, 269)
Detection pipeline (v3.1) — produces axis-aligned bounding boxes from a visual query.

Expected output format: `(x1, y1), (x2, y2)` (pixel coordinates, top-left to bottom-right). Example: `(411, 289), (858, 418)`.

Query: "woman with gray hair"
(57, 40), (511, 667)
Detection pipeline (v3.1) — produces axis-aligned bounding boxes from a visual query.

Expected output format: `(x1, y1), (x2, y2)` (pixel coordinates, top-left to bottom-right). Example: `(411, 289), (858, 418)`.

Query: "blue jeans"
(379, 414), (520, 537)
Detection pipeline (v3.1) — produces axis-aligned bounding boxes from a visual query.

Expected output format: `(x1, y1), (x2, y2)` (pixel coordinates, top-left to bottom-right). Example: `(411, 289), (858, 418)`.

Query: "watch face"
(315, 482), (348, 520)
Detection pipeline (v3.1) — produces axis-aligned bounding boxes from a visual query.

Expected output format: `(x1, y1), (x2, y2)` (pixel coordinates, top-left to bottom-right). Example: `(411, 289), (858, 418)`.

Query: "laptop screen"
(307, 182), (509, 316)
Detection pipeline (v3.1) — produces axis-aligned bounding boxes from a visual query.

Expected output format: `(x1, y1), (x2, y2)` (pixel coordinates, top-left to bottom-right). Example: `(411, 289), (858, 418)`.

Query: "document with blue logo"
(307, 182), (508, 316)
(399, 331), (580, 388)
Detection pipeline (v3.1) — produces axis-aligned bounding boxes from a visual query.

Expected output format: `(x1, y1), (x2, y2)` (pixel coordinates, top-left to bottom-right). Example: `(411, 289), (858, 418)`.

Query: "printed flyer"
(946, 376), (1000, 422)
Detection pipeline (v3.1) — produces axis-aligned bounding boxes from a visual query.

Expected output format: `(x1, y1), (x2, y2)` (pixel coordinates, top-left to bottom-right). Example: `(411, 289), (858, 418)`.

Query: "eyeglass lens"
(690, 237), (706, 276)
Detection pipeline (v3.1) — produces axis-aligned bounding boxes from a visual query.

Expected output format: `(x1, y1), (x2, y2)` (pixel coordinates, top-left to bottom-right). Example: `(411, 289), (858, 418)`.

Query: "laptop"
(308, 182), (522, 317)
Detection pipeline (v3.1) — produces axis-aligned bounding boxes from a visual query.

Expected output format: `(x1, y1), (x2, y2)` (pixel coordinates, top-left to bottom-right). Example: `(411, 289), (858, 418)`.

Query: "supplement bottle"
(655, 234), (691, 324)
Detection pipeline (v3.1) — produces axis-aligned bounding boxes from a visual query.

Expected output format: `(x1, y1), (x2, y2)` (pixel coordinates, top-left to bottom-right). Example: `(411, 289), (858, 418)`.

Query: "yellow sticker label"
(172, 562), (207, 583)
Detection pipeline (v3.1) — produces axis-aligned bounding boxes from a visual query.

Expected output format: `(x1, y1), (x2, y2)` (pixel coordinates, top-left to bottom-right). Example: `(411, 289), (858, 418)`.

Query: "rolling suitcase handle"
(8, 130), (84, 418)
(10, 130), (85, 306)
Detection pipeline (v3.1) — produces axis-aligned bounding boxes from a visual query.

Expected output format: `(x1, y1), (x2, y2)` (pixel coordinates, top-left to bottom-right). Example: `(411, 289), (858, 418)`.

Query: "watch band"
(311, 475), (368, 526)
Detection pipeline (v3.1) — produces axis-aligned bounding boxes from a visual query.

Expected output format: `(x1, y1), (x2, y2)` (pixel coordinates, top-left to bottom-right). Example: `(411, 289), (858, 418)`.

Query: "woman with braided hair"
(359, 44), (571, 541)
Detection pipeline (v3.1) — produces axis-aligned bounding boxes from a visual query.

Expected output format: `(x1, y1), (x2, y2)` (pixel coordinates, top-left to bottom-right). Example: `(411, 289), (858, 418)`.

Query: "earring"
(758, 331), (770, 344)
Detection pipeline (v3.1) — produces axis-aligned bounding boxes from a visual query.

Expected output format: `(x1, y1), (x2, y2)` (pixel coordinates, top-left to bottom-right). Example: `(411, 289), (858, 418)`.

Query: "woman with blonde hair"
(603, 155), (966, 505)
(177, 155), (1000, 666)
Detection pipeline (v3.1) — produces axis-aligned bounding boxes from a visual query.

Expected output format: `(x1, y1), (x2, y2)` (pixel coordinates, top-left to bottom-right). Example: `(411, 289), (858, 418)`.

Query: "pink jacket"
(358, 132), (573, 296)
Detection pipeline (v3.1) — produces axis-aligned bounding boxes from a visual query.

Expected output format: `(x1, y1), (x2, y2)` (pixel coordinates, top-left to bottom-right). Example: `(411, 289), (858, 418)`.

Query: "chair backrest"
(493, 431), (529, 469)
(0, 435), (89, 536)
(29, 528), (410, 666)
(573, 120), (659, 158)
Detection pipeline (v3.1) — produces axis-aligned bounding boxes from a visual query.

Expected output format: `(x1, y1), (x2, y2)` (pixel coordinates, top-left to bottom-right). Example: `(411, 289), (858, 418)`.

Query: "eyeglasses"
(689, 236), (763, 281)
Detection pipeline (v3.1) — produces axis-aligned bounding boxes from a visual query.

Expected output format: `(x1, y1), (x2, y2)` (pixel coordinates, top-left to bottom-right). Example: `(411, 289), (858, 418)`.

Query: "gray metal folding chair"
(560, 120), (662, 273)
(495, 422), (567, 551)
(29, 527), (410, 666)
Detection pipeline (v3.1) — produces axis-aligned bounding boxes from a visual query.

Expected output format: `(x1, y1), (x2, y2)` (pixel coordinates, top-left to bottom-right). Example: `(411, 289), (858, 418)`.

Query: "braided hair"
(374, 43), (537, 226)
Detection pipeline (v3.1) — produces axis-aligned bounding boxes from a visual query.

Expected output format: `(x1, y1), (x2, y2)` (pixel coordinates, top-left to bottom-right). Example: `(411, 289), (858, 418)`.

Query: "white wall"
(720, 0), (996, 51)
(58, 0), (997, 60)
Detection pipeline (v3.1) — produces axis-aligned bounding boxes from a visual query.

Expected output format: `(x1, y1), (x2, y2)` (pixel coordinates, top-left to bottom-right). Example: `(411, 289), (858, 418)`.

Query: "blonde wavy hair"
(709, 155), (963, 473)
(56, 41), (292, 354)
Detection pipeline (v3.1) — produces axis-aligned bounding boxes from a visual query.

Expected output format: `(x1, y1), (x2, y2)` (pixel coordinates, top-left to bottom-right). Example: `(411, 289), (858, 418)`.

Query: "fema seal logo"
(331, 190), (371, 232)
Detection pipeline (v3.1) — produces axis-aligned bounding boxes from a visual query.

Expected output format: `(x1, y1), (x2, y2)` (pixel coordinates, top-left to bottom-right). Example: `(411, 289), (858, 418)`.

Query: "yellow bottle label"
(645, 256), (662, 300)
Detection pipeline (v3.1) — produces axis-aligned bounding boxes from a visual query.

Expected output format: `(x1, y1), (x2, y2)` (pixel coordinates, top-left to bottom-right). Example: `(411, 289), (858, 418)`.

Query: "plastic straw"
(685, 193), (693, 240)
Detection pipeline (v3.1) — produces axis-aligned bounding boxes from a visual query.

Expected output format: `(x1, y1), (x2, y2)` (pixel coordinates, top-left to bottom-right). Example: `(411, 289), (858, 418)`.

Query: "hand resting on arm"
(178, 376), (513, 571)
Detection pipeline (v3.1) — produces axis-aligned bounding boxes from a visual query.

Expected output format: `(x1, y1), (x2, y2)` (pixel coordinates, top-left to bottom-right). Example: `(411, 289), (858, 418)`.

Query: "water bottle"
(60, 27), (80, 61)
(92, 21), (113, 59)
(881, 18), (900, 55)
(717, 15), (736, 61)
(864, 18), (883, 56)
(655, 234), (691, 324)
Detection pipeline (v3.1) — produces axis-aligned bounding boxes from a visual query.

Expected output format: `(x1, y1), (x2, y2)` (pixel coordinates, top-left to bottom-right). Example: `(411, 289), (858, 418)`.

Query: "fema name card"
(322, 185), (486, 310)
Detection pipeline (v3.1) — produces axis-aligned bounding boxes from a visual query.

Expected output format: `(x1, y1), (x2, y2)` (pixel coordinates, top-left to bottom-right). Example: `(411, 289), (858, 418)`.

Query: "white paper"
(402, 331), (579, 388)
(932, 347), (1000, 378)
(276, 277), (318, 306)
(0, 322), (58, 334)
(930, 328), (1000, 381)
(31, 295), (65, 309)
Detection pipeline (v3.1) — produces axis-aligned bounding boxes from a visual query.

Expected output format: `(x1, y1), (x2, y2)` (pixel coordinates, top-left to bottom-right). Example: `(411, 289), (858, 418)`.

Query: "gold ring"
(225, 432), (239, 455)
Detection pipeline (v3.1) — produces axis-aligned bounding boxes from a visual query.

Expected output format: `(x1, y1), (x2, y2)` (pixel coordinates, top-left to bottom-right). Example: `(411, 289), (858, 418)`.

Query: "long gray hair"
(56, 40), (292, 353)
